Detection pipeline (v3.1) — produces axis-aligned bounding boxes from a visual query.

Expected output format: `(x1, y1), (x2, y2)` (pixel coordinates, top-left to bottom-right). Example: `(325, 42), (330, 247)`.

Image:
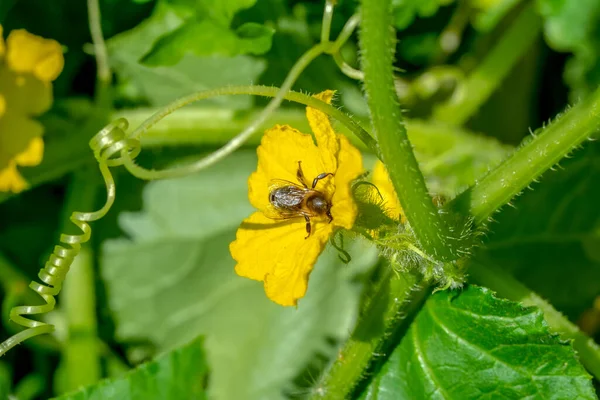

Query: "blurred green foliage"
(1, 0), (600, 399)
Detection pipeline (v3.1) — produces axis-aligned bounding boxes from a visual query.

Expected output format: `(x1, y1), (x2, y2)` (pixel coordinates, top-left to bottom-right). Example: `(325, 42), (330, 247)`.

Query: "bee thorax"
(306, 194), (330, 214)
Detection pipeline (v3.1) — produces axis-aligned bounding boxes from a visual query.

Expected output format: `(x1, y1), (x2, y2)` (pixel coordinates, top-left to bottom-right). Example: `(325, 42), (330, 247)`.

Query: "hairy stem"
(359, 0), (464, 261)
(434, 2), (541, 125)
(312, 270), (427, 399)
(449, 86), (600, 225)
(469, 262), (600, 379)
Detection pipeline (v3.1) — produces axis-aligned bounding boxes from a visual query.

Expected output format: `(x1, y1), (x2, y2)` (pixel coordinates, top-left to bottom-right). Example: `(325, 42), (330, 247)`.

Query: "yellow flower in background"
(230, 91), (363, 307)
(0, 25), (64, 193)
(372, 161), (405, 223)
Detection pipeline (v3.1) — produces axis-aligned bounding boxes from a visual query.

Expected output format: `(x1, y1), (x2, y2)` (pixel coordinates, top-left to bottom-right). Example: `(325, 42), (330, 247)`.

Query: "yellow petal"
(6, 29), (64, 82)
(249, 124), (334, 211)
(0, 25), (5, 59)
(330, 134), (363, 229)
(0, 161), (28, 193)
(0, 94), (5, 118)
(14, 137), (43, 166)
(307, 90), (338, 175)
(372, 161), (405, 222)
(230, 212), (332, 306)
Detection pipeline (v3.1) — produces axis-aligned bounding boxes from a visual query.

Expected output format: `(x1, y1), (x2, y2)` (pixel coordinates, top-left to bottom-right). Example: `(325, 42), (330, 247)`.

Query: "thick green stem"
(469, 262), (600, 379)
(359, 0), (462, 261)
(312, 270), (426, 399)
(449, 87), (600, 225)
(434, 2), (541, 125)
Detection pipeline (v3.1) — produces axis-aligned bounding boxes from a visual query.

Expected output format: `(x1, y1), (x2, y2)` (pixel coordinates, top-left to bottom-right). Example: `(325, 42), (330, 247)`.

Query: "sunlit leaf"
(53, 337), (208, 400)
(362, 286), (595, 399)
(106, 1), (265, 108)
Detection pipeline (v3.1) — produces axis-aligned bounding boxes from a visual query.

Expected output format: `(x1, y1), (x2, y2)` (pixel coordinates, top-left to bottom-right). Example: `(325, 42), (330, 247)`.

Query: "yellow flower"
(0, 25), (64, 193)
(372, 161), (405, 223)
(230, 91), (363, 306)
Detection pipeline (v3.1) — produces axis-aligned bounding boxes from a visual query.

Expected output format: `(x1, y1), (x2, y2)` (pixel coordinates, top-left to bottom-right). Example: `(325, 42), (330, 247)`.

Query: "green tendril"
(0, 120), (135, 356)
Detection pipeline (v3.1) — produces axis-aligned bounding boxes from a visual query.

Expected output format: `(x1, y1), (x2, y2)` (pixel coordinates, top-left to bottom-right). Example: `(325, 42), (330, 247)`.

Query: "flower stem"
(469, 261), (600, 379)
(311, 270), (427, 399)
(449, 86), (600, 225)
(359, 0), (464, 261)
(121, 85), (380, 180)
(434, 2), (541, 125)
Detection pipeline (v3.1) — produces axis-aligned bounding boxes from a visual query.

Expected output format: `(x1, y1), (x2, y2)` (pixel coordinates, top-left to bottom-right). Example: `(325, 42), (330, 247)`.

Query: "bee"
(266, 161), (333, 238)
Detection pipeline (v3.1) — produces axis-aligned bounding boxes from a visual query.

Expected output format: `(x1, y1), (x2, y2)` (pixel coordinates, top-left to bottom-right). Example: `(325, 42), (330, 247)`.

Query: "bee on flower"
(0, 26), (64, 193)
(230, 91), (363, 307)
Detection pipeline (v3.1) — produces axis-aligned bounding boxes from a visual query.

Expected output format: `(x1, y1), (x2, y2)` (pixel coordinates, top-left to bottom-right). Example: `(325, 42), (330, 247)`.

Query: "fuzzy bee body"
(265, 161), (334, 238)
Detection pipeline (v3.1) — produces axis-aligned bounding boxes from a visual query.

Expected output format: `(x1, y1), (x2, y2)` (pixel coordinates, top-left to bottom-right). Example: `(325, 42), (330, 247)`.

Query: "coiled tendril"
(0, 118), (140, 356)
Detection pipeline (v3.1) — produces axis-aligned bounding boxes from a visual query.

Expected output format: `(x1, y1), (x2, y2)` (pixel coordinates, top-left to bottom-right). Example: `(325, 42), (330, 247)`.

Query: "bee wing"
(261, 203), (305, 220)
(268, 178), (305, 191)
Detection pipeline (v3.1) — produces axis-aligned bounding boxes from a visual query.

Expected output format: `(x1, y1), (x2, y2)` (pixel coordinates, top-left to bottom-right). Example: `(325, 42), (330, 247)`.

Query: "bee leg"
(326, 210), (333, 223)
(312, 172), (334, 189)
(296, 161), (309, 188)
(304, 215), (311, 239)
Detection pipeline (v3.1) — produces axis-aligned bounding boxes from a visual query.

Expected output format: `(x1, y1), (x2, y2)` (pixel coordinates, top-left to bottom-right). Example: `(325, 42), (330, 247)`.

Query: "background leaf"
(361, 286), (595, 399)
(53, 337), (209, 400)
(476, 141), (600, 321)
(107, 1), (266, 108)
(100, 151), (378, 400)
(536, 0), (600, 100)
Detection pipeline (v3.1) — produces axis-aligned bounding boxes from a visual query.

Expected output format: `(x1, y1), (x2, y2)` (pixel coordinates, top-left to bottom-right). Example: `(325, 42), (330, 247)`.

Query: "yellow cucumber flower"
(372, 161), (405, 223)
(0, 25), (64, 193)
(230, 91), (363, 306)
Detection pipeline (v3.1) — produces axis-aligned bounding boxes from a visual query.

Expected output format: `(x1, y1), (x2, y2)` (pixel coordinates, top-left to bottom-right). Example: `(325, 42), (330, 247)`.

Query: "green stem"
(121, 85), (379, 180)
(359, 0), (462, 261)
(469, 262), (600, 379)
(58, 169), (101, 392)
(449, 86), (600, 225)
(434, 2), (541, 125)
(312, 270), (426, 399)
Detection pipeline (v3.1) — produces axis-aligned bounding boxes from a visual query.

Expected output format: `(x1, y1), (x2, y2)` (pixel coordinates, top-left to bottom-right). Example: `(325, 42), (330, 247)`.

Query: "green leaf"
(362, 286), (595, 399)
(107, 1), (266, 108)
(140, 0), (273, 66)
(141, 21), (274, 66)
(477, 141), (600, 320)
(390, 0), (454, 30)
(53, 337), (208, 400)
(100, 151), (378, 399)
(536, 0), (600, 100)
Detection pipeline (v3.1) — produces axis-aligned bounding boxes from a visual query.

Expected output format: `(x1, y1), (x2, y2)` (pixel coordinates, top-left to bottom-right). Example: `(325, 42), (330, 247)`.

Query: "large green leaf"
(362, 286), (595, 399)
(53, 337), (208, 400)
(100, 151), (378, 400)
(536, 0), (600, 100)
(477, 141), (600, 320)
(106, 1), (265, 108)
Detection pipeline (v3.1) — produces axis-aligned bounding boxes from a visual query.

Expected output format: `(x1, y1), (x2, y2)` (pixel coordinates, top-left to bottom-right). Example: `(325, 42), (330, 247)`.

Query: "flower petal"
(0, 161), (27, 193)
(307, 90), (338, 175)
(249, 124), (334, 211)
(0, 94), (5, 117)
(372, 161), (405, 222)
(330, 134), (363, 229)
(6, 29), (64, 82)
(230, 211), (332, 306)
(14, 137), (43, 167)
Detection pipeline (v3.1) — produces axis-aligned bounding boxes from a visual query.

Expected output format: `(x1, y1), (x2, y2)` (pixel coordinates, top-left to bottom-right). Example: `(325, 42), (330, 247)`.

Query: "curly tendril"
(0, 119), (138, 356)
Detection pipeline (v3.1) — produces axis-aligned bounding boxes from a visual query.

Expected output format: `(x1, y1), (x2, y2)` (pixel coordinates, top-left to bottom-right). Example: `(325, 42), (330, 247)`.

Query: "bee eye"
(269, 193), (275, 202)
